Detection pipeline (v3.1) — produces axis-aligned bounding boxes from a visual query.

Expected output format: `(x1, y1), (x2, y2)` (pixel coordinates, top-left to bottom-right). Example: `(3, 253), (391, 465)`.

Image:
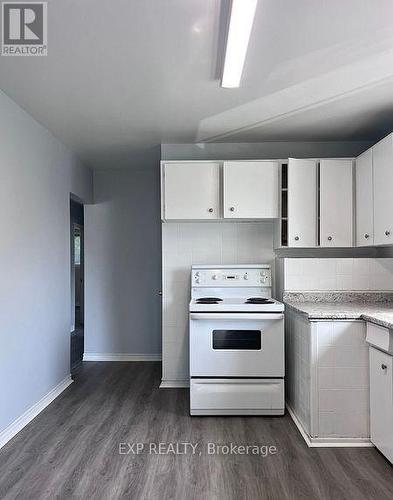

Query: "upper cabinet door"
(223, 161), (279, 219)
(162, 162), (220, 220)
(287, 159), (317, 247)
(356, 148), (374, 246)
(373, 134), (393, 245)
(320, 159), (353, 247)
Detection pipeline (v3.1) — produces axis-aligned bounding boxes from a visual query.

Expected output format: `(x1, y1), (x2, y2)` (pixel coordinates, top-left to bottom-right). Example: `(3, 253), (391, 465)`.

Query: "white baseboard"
(0, 375), (73, 450)
(286, 403), (373, 448)
(160, 380), (190, 388)
(83, 353), (162, 362)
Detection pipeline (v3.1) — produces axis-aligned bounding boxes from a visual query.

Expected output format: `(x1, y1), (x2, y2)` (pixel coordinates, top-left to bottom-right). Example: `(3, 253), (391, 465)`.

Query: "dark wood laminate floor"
(0, 363), (392, 500)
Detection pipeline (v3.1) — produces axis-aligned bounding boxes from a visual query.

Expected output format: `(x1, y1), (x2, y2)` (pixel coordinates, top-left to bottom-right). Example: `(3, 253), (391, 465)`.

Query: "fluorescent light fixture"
(221, 0), (258, 88)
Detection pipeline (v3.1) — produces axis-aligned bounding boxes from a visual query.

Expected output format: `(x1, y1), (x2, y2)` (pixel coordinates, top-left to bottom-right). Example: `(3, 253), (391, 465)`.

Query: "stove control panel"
(192, 267), (271, 287)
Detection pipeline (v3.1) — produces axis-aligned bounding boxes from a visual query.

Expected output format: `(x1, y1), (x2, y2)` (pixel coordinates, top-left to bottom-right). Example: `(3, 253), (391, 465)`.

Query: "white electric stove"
(189, 265), (285, 416)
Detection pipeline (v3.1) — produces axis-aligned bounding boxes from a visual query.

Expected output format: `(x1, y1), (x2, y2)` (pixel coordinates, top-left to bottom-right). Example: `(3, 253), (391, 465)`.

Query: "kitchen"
(161, 137), (393, 458)
(1, 1), (393, 499)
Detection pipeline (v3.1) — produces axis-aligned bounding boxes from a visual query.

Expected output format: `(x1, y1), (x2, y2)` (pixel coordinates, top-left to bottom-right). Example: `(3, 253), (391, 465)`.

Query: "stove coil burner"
(196, 297), (223, 304)
(245, 297), (274, 304)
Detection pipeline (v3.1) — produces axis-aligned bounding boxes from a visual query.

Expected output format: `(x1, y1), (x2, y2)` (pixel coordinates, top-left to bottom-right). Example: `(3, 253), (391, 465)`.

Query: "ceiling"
(1, 0), (393, 169)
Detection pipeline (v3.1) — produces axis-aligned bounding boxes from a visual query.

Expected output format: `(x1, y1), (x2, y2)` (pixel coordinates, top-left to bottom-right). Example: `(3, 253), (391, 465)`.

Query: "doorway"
(70, 198), (84, 373)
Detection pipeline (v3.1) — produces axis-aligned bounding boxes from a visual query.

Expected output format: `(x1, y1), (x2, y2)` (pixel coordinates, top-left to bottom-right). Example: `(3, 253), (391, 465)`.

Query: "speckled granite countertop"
(283, 292), (393, 329)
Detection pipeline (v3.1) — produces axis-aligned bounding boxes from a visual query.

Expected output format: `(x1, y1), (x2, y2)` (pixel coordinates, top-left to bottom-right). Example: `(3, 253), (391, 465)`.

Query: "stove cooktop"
(245, 297), (274, 304)
(189, 296), (284, 313)
(195, 297), (223, 304)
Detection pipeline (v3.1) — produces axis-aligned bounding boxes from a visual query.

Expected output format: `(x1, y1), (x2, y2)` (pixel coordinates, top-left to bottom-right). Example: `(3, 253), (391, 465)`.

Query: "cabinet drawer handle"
(208, 208), (213, 213)
(327, 236), (333, 241)
(364, 233), (369, 239)
(229, 207), (235, 212)
(385, 230), (391, 236)
(381, 364), (387, 370)
(294, 236), (299, 241)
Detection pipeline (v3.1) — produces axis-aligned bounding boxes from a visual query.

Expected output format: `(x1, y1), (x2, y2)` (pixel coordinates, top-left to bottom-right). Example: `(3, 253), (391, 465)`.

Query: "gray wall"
(85, 150), (162, 356)
(0, 90), (93, 433)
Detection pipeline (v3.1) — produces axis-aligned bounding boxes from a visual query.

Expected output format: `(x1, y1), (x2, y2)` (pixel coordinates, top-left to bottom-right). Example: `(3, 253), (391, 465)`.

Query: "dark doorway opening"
(70, 198), (84, 374)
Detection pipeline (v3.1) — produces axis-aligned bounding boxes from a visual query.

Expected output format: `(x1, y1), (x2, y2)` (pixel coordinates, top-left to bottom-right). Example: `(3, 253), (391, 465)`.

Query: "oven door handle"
(189, 313), (284, 321)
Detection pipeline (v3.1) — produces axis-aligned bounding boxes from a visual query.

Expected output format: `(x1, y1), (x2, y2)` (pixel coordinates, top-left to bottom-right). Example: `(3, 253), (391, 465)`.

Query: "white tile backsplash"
(162, 221), (275, 383)
(282, 258), (393, 291)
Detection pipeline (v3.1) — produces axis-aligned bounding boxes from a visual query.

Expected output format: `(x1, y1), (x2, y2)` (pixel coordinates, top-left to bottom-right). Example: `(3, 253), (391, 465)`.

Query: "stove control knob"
(195, 277), (200, 284)
(243, 274), (249, 280)
(195, 272), (200, 277)
(212, 274), (218, 280)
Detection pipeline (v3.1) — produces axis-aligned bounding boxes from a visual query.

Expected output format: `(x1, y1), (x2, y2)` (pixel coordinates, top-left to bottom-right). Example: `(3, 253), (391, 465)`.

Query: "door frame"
(70, 195), (85, 333)
(71, 223), (84, 332)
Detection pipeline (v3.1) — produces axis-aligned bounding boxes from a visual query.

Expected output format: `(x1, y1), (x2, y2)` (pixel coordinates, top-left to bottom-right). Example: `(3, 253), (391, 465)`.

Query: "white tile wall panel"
(334, 412), (368, 437)
(313, 321), (369, 438)
(285, 309), (312, 434)
(334, 367), (368, 389)
(162, 339), (189, 381)
(161, 221), (275, 384)
(287, 317), (370, 440)
(319, 412), (335, 435)
(281, 257), (393, 291)
(318, 367), (335, 389)
(318, 346), (335, 367)
(281, 256), (379, 441)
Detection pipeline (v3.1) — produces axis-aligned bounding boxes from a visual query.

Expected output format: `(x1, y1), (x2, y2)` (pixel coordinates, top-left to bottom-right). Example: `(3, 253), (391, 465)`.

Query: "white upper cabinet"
(162, 162), (220, 220)
(320, 159), (353, 247)
(373, 133), (393, 245)
(287, 159), (317, 247)
(356, 148), (374, 246)
(223, 161), (279, 219)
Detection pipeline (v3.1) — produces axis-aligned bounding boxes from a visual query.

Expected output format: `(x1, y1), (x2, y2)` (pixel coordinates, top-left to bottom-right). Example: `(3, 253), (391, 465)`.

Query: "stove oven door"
(189, 313), (284, 378)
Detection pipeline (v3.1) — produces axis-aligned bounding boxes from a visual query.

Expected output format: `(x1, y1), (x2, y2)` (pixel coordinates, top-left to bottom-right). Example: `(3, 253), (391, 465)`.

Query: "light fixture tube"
(221, 0), (258, 88)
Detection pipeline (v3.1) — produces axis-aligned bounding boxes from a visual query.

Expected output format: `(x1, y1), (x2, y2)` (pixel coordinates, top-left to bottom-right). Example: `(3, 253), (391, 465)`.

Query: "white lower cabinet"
(369, 347), (393, 463)
(367, 322), (393, 463)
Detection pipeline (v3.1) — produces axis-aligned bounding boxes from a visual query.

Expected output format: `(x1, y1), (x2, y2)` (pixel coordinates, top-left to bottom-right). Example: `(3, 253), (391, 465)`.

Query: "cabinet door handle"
(385, 230), (391, 236)
(327, 236), (333, 241)
(381, 363), (387, 370)
(364, 233), (369, 239)
(229, 207), (235, 212)
(294, 236), (299, 241)
(208, 208), (213, 213)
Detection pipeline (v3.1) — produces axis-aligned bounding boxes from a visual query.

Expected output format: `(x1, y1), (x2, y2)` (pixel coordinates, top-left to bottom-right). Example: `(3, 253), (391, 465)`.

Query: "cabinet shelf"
(280, 163), (288, 246)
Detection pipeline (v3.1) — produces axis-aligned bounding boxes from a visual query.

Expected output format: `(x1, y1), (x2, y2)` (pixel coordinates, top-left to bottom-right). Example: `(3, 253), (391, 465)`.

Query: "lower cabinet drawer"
(366, 323), (393, 354)
(369, 347), (393, 463)
(190, 378), (284, 415)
